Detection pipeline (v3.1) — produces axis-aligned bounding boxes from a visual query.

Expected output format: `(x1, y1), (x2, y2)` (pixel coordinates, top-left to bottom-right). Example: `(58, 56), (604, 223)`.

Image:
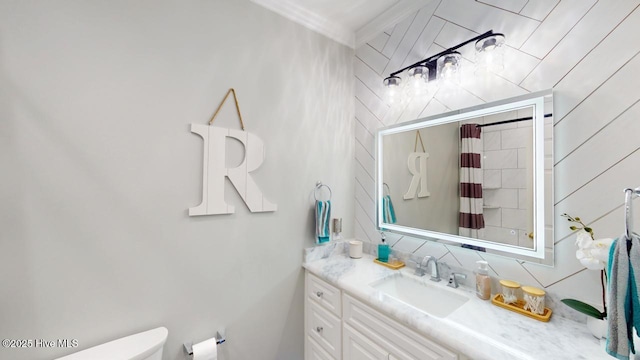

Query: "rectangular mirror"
(376, 90), (553, 265)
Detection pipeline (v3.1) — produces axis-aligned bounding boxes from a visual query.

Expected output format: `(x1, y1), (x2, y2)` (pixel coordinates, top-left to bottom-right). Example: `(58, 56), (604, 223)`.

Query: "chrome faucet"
(421, 255), (441, 282)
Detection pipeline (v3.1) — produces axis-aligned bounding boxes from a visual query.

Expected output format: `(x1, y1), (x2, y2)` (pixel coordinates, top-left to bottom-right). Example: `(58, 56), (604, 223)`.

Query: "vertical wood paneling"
(353, 0), (640, 307)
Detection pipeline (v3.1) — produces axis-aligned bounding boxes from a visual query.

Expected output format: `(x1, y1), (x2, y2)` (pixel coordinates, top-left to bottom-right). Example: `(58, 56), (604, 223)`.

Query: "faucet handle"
(447, 273), (467, 288)
(408, 260), (426, 276)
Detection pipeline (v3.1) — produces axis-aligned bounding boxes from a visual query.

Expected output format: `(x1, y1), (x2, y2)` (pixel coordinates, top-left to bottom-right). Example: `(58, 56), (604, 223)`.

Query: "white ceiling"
(250, 0), (433, 48)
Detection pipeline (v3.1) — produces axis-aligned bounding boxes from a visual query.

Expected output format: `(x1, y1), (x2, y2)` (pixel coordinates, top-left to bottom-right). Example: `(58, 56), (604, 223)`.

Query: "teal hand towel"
(315, 200), (331, 244)
(383, 195), (396, 224)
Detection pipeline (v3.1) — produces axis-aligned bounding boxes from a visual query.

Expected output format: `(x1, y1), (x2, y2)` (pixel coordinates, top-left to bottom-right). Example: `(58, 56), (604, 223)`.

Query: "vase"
(587, 317), (607, 339)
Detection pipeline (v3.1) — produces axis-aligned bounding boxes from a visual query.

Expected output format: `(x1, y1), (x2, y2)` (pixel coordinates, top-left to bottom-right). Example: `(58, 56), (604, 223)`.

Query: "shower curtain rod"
(476, 113), (552, 128)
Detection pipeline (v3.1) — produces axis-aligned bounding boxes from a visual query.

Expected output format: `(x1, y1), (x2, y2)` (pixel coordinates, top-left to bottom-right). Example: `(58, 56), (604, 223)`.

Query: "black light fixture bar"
(386, 30), (497, 81)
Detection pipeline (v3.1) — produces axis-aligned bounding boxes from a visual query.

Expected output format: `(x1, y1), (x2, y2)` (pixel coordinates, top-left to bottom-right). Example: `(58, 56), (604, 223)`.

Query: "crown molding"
(355, 0), (433, 48)
(251, 0), (355, 48)
(251, 0), (432, 49)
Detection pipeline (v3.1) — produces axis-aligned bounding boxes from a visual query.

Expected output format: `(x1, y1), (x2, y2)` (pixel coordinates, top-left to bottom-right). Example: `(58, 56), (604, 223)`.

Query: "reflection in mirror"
(376, 90), (553, 265)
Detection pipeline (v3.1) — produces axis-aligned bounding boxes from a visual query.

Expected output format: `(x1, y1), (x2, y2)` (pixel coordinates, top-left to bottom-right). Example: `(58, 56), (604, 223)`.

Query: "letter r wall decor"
(189, 88), (277, 216)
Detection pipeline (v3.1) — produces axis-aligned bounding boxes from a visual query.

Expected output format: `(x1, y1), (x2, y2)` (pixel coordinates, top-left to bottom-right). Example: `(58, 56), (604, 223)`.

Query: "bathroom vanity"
(303, 243), (608, 360)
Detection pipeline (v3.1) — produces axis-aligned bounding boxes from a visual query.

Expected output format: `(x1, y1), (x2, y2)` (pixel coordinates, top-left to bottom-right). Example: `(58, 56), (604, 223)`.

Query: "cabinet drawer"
(306, 299), (341, 359)
(307, 272), (341, 317)
(343, 294), (458, 360)
(306, 335), (336, 360)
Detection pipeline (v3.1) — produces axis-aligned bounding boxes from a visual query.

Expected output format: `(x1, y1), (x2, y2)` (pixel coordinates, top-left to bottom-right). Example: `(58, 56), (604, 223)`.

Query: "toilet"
(56, 327), (168, 360)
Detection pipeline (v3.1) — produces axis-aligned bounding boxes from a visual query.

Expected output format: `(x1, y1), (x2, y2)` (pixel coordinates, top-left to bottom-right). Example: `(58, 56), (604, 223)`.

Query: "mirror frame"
(375, 90), (553, 262)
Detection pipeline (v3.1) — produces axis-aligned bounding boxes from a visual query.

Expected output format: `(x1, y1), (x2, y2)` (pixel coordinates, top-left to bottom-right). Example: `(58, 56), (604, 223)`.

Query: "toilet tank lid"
(56, 327), (168, 360)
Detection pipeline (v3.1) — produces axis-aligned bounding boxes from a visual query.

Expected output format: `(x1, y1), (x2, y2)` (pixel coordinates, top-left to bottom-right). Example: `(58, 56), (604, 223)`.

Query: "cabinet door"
(343, 295), (458, 360)
(343, 324), (388, 360)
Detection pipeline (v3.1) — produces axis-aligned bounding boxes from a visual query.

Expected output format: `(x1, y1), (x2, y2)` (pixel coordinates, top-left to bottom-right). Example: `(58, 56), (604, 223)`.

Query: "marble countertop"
(303, 244), (609, 360)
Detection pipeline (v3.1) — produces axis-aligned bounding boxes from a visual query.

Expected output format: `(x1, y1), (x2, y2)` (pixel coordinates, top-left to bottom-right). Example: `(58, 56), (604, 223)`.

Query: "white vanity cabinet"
(305, 272), (342, 360)
(343, 294), (459, 360)
(305, 272), (465, 360)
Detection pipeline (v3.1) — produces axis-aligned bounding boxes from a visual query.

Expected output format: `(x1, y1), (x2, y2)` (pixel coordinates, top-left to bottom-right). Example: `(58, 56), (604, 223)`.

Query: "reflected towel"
(315, 200), (331, 244)
(607, 235), (640, 359)
(382, 195), (396, 224)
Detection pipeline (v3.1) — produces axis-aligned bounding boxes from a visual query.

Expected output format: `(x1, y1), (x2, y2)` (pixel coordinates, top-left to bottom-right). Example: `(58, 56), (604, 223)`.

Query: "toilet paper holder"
(184, 330), (226, 356)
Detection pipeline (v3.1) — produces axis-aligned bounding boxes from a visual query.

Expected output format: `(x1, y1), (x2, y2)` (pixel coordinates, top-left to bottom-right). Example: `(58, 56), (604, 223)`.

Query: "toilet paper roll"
(192, 338), (217, 360)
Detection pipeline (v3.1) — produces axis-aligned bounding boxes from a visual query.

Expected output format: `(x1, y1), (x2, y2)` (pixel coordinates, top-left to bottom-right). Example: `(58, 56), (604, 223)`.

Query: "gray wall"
(0, 1), (354, 359)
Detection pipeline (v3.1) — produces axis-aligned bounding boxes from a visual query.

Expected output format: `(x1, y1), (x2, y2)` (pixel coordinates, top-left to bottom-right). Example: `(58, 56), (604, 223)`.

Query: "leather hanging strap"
(414, 130), (426, 152)
(209, 88), (245, 130)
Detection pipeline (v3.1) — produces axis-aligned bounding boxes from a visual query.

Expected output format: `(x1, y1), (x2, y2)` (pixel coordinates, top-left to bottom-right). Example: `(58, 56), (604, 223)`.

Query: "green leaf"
(575, 217), (581, 221)
(570, 226), (577, 230)
(561, 299), (605, 319)
(585, 227), (593, 233)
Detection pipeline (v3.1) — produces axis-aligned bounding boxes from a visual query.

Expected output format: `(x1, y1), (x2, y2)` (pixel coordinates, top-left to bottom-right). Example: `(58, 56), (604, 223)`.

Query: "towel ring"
(383, 183), (390, 197)
(315, 182), (332, 201)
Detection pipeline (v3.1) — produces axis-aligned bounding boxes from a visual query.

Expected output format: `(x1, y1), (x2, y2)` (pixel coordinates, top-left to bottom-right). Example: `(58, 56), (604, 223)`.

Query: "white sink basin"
(369, 273), (469, 317)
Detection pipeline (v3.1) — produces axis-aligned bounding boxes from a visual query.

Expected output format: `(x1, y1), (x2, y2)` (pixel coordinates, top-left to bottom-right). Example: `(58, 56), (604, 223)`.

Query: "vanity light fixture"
(382, 30), (506, 99)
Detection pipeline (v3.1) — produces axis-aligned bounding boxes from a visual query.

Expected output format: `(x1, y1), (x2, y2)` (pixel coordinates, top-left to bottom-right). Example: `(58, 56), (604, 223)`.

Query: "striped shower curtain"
(459, 124), (485, 238)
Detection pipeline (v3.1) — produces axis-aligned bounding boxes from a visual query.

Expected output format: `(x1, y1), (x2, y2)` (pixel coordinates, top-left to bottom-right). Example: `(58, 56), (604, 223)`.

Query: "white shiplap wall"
(354, 0), (640, 308)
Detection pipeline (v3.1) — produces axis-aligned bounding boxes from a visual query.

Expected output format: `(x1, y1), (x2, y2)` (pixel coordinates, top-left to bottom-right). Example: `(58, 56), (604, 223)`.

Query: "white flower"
(575, 230), (593, 249)
(575, 236), (613, 270)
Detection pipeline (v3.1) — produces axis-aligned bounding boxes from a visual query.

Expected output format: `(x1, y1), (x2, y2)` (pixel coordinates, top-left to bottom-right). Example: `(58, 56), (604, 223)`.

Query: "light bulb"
(475, 34), (505, 74)
(437, 52), (462, 83)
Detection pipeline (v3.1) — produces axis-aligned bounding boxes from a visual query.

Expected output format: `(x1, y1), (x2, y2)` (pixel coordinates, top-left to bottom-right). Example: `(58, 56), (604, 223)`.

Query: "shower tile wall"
(481, 111), (533, 247)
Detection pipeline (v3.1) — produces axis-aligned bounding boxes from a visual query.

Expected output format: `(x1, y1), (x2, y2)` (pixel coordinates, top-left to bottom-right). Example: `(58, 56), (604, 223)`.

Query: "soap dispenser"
(475, 260), (491, 300)
(378, 232), (390, 263)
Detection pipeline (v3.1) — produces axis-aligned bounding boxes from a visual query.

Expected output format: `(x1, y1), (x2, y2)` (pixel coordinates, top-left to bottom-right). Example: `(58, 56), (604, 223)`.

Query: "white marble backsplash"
(303, 240), (348, 263)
